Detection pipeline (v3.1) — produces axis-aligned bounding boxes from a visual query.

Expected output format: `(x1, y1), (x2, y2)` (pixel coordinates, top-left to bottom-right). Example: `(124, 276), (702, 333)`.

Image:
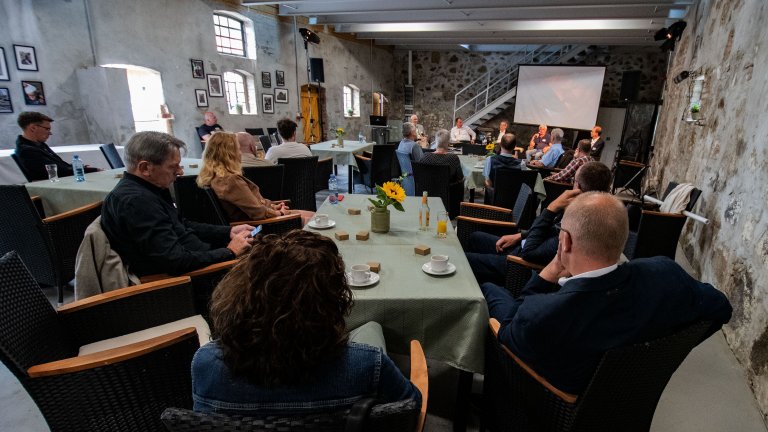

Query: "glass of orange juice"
(436, 211), (449, 238)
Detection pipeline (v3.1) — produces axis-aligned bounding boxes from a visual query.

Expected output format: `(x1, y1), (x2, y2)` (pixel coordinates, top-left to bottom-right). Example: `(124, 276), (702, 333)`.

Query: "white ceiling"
(242, 0), (695, 50)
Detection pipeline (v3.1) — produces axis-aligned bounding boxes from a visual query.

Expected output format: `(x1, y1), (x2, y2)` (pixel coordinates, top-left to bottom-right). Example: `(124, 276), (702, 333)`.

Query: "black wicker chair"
(315, 157), (333, 192)
(412, 161), (464, 218)
(0, 251), (201, 432)
(242, 165), (285, 201)
(485, 168), (538, 212)
(353, 144), (398, 193)
(99, 143), (125, 169)
(0, 185), (101, 303)
(484, 318), (712, 432)
(161, 339), (428, 432)
(11, 152), (34, 182)
(455, 202), (517, 251)
(395, 150), (416, 196)
(258, 135), (272, 153)
(624, 210), (688, 260)
(278, 157), (318, 211)
(173, 175), (222, 225)
(245, 128), (265, 136)
(541, 178), (572, 210)
(461, 143), (486, 156)
(204, 188), (303, 236)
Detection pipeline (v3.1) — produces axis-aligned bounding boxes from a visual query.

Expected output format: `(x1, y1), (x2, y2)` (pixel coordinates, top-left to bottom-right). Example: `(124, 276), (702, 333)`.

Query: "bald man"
(198, 111), (223, 142)
(484, 192), (732, 394)
(236, 132), (274, 167)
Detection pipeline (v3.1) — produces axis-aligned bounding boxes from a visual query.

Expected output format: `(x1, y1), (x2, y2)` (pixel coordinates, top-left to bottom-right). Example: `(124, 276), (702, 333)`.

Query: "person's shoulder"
(192, 341), (224, 369)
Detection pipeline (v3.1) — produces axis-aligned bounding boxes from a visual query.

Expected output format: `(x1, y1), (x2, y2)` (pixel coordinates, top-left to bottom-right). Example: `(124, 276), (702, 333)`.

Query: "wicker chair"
(99, 143), (125, 169)
(0, 251), (202, 432)
(624, 210), (687, 260)
(315, 157), (334, 192)
(395, 150), (416, 196)
(455, 202), (517, 250)
(279, 157), (318, 211)
(160, 340), (429, 432)
(245, 128), (265, 137)
(0, 185), (102, 304)
(258, 135), (272, 153)
(541, 178), (572, 210)
(173, 175), (222, 225)
(11, 152), (34, 182)
(485, 168), (538, 212)
(204, 188), (303, 236)
(460, 143), (486, 156)
(412, 161), (464, 218)
(353, 144), (397, 193)
(484, 318), (712, 432)
(241, 165), (285, 201)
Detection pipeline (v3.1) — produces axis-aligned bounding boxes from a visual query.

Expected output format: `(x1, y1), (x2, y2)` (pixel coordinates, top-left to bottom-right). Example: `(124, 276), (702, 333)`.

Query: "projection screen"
(513, 65), (606, 130)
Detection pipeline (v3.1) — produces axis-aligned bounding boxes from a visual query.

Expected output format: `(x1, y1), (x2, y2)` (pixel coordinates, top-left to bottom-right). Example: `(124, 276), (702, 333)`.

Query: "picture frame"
(21, 80), (45, 105)
(275, 70), (285, 87)
(13, 45), (38, 71)
(0, 48), (9, 81)
(195, 89), (208, 107)
(207, 74), (223, 97)
(191, 59), (205, 79)
(262, 93), (274, 113)
(261, 71), (271, 88)
(0, 88), (13, 113)
(275, 88), (288, 104)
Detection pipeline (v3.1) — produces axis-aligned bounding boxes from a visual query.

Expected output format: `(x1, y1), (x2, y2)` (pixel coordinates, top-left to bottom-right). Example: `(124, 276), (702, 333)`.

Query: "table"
(457, 155), (547, 202)
(305, 194), (488, 374)
(0, 144), (124, 185)
(309, 140), (375, 193)
(25, 158), (201, 216)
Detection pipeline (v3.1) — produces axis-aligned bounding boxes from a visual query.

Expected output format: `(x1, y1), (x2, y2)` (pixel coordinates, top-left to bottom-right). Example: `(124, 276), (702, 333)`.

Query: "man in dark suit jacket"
(483, 192), (732, 394)
(589, 125), (605, 160)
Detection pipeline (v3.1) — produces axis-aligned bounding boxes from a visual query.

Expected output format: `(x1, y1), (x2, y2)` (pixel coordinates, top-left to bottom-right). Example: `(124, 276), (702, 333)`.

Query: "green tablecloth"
(306, 194), (488, 373)
(309, 140), (374, 169)
(457, 155), (547, 198)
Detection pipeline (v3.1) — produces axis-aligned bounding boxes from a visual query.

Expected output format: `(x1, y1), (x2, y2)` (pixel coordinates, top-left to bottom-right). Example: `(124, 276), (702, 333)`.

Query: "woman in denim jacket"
(192, 230), (421, 415)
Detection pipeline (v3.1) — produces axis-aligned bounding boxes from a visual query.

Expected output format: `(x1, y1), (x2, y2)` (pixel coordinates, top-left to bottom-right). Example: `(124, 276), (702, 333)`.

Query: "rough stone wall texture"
(649, 0), (768, 418)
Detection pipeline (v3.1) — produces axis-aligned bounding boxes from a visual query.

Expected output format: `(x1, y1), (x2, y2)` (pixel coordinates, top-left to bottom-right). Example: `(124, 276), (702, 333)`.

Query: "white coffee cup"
(350, 264), (371, 283)
(430, 255), (449, 272)
(313, 213), (329, 226)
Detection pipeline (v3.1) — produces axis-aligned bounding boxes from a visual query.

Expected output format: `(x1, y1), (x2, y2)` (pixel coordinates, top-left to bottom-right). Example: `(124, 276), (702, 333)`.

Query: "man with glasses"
(14, 111), (98, 181)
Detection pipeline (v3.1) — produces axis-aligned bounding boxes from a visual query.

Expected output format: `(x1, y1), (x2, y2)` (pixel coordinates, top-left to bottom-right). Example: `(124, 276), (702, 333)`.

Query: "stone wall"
(649, 0), (768, 418)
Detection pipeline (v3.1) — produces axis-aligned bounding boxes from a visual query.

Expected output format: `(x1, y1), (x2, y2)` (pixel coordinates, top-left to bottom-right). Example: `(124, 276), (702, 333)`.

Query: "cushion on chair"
(78, 314), (210, 355)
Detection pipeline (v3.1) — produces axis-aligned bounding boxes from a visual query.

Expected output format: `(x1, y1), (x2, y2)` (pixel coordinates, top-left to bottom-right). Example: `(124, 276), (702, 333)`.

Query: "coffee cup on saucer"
(430, 255), (449, 272)
(313, 214), (329, 227)
(350, 264), (372, 284)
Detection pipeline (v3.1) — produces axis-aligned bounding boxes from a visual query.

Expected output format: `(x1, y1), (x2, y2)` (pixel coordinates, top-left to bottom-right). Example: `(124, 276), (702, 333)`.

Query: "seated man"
(589, 125), (605, 160)
(467, 161), (611, 286)
(528, 128), (564, 168)
(198, 111), (223, 142)
(525, 124), (551, 161)
(410, 114), (426, 138)
(546, 139), (594, 184)
(14, 111), (98, 181)
(264, 119), (312, 163)
(483, 133), (521, 189)
(450, 117), (476, 143)
(236, 132), (274, 167)
(101, 131), (253, 277)
(397, 122), (424, 162)
(484, 192), (732, 394)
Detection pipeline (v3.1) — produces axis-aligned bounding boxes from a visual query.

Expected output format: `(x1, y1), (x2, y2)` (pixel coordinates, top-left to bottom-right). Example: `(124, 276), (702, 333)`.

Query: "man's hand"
(547, 189), (581, 213)
(495, 233), (522, 253)
(227, 231), (253, 256)
(230, 224), (255, 239)
(539, 251), (570, 283)
(528, 160), (542, 167)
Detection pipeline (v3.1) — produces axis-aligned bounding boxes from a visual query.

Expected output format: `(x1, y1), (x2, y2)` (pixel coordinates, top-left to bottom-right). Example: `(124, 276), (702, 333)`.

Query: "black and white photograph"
(0, 88), (13, 113)
(195, 89), (208, 107)
(261, 71), (271, 88)
(207, 74), (223, 97)
(21, 80), (45, 105)
(275, 88), (288, 103)
(191, 59), (205, 79)
(0, 48), (9, 81)
(262, 93), (274, 113)
(13, 45), (38, 71)
(276, 70), (285, 87)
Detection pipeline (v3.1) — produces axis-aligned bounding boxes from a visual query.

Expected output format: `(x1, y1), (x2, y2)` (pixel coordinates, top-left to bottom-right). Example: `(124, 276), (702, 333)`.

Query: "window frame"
(343, 84), (360, 118)
(213, 13), (246, 57)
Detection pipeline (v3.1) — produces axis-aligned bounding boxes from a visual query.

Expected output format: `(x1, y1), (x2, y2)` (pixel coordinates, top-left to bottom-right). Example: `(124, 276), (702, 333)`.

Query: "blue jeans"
(465, 231), (521, 286)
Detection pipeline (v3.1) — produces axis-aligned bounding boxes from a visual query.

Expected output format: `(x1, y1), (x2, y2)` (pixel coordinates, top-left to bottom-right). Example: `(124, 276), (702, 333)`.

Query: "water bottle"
(72, 155), (86, 182)
(359, 132), (366, 144)
(328, 174), (339, 205)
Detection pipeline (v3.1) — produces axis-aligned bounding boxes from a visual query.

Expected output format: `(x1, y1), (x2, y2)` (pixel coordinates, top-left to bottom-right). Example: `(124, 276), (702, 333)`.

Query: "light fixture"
(299, 28), (320, 47)
(673, 70), (690, 84)
(656, 20), (687, 51)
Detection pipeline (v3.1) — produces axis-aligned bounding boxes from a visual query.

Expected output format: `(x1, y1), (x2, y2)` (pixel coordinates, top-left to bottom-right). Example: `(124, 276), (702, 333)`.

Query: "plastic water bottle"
(328, 174), (339, 205)
(359, 132), (366, 144)
(72, 155), (86, 182)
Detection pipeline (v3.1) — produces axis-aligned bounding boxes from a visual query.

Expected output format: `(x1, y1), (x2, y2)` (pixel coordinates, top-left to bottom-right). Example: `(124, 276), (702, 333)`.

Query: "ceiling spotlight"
(667, 21), (687, 40)
(656, 20), (687, 51)
(654, 28), (668, 41)
(673, 70), (690, 84)
(299, 28), (320, 45)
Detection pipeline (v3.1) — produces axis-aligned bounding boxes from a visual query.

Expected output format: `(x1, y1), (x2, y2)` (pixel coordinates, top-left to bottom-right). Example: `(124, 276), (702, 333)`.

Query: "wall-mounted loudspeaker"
(309, 58), (325, 83)
(619, 71), (641, 101)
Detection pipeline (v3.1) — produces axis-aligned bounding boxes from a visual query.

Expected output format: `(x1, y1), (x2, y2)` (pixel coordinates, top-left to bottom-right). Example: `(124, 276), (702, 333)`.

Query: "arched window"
(224, 70), (256, 115)
(213, 13), (246, 57)
(344, 84), (360, 117)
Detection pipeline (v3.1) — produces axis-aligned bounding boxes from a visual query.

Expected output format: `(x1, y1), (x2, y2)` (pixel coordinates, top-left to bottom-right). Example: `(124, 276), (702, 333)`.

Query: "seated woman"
(192, 230), (421, 415)
(197, 132), (312, 224)
(420, 129), (465, 183)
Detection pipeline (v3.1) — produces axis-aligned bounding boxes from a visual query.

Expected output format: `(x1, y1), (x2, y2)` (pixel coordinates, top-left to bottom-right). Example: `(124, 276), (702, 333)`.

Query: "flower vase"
(371, 207), (390, 233)
(337, 136), (344, 148)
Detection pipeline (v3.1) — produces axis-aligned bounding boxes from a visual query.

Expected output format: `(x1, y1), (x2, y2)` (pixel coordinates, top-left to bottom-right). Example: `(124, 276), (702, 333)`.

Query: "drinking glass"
(45, 164), (59, 182)
(436, 211), (449, 238)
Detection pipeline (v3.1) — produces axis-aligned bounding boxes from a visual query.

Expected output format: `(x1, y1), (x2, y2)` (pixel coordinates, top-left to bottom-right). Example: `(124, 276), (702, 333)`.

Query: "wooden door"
(300, 84), (322, 143)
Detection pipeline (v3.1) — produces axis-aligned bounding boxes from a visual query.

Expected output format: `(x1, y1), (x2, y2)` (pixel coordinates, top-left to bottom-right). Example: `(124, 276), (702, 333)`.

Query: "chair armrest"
(460, 202), (512, 214)
(139, 259), (238, 283)
(30, 195), (46, 218)
(456, 216), (517, 230)
(460, 202), (513, 222)
(363, 151), (373, 158)
(641, 210), (686, 218)
(42, 201), (102, 223)
(354, 154), (372, 162)
(227, 212), (302, 227)
(410, 340), (428, 432)
(506, 255), (544, 271)
(27, 328), (198, 378)
(58, 276), (191, 314)
(619, 160), (645, 168)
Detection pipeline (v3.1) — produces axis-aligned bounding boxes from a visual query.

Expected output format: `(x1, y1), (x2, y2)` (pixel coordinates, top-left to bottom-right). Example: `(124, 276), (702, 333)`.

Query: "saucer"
(347, 271), (380, 288)
(308, 220), (336, 230)
(422, 262), (457, 276)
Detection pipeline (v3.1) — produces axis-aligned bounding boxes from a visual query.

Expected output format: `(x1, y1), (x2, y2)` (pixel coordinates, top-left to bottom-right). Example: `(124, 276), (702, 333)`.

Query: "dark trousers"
(480, 282), (516, 320)
(465, 231), (521, 286)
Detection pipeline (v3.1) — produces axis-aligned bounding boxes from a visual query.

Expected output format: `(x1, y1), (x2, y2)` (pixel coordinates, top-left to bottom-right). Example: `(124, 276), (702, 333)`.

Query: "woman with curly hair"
(192, 230), (421, 415)
(196, 132), (312, 224)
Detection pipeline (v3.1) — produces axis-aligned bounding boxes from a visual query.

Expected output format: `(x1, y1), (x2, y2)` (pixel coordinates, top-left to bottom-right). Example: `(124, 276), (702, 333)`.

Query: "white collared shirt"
(558, 264), (618, 287)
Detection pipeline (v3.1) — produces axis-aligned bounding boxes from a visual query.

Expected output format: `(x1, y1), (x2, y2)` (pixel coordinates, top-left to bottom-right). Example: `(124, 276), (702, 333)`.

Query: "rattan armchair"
(242, 165), (285, 201)
(315, 157), (334, 192)
(279, 157), (319, 211)
(412, 161), (464, 217)
(0, 251), (202, 432)
(173, 174), (221, 224)
(456, 203), (518, 251)
(204, 187), (303, 236)
(624, 210), (687, 260)
(541, 178), (572, 210)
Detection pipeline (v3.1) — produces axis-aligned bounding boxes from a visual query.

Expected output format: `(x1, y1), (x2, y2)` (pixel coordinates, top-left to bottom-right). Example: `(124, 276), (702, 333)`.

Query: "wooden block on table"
(347, 208), (362, 215)
(334, 231), (349, 241)
(356, 231), (369, 241)
(367, 261), (381, 273)
(414, 245), (431, 256)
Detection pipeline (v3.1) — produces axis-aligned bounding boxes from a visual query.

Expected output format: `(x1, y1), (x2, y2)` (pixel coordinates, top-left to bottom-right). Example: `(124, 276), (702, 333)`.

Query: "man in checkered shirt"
(546, 139), (594, 184)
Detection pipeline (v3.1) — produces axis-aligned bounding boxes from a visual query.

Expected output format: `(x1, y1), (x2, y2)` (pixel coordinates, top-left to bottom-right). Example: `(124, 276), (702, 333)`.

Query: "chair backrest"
(258, 135), (272, 153)
(203, 188), (230, 225)
(461, 143), (486, 156)
(395, 150), (415, 196)
(541, 179), (572, 210)
(354, 154), (373, 190)
(10, 153), (33, 182)
(242, 165), (284, 201)
(371, 144), (397, 186)
(491, 169), (538, 212)
(272, 132), (282, 145)
(412, 161), (463, 217)
(278, 157), (318, 211)
(99, 143), (125, 169)
(315, 157), (333, 192)
(628, 211), (688, 260)
(172, 175), (222, 225)
(662, 182), (702, 212)
(245, 128), (265, 136)
(556, 150), (575, 169)
(267, 128), (278, 142)
(511, 184), (538, 230)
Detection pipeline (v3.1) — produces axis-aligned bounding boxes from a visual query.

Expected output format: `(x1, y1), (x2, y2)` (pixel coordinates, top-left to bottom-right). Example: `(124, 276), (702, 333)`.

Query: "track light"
(655, 20), (687, 51)
(673, 71), (690, 84)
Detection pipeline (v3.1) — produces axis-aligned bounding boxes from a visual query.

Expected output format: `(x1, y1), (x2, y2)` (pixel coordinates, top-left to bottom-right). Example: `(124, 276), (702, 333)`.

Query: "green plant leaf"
(392, 201), (405, 212)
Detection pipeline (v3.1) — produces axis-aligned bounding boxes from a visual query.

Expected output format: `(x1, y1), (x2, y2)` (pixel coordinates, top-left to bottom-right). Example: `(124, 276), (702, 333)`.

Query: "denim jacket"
(192, 341), (421, 415)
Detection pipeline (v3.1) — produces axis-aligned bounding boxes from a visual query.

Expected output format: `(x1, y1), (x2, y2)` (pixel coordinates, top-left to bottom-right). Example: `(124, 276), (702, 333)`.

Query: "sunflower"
(381, 181), (406, 203)
(485, 143), (495, 151)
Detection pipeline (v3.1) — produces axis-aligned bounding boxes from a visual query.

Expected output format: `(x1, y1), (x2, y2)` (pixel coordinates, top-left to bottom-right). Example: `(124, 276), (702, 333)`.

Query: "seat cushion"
(78, 315), (211, 356)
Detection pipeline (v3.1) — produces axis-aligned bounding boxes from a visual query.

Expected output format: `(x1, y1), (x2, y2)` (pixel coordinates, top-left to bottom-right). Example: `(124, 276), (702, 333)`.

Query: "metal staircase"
(454, 45), (593, 127)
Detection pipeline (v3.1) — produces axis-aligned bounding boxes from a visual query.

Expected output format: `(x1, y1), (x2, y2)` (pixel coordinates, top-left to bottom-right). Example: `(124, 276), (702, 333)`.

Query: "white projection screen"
(513, 65), (606, 130)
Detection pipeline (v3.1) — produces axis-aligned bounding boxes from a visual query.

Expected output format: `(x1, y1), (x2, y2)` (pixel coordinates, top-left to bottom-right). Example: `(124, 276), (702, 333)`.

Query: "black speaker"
(309, 58), (325, 83)
(619, 71), (641, 101)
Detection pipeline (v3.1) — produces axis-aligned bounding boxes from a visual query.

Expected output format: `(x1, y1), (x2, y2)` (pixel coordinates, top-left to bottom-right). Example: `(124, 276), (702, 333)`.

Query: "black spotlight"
(673, 70), (690, 84)
(654, 28), (668, 41)
(655, 20), (687, 51)
(667, 21), (687, 40)
(299, 28), (320, 48)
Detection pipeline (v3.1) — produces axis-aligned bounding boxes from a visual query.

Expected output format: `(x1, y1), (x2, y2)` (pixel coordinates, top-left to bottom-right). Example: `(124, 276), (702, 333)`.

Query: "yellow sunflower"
(381, 181), (406, 203)
(485, 143), (495, 151)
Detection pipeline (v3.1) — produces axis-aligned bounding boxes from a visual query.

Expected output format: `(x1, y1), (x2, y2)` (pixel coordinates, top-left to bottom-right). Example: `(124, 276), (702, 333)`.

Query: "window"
(213, 13), (245, 56)
(344, 84), (360, 117)
(224, 70), (256, 115)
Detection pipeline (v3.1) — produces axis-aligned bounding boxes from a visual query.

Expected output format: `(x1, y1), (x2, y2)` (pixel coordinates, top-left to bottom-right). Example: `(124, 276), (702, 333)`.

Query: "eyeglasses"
(554, 222), (571, 236)
(35, 124), (51, 131)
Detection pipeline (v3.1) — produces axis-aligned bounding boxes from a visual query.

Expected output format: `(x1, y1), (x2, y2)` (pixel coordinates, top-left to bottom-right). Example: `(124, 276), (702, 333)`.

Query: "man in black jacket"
(101, 131), (253, 277)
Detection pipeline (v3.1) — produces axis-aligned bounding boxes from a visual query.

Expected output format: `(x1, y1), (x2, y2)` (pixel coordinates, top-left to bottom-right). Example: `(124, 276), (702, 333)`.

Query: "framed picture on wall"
(13, 45), (38, 71)
(0, 48), (10, 81)
(21, 80), (45, 105)
(275, 88), (288, 104)
(207, 74), (223, 97)
(191, 59), (205, 79)
(275, 70), (285, 87)
(0, 88), (13, 113)
(261, 71), (271, 88)
(195, 89), (208, 107)
(262, 93), (274, 113)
